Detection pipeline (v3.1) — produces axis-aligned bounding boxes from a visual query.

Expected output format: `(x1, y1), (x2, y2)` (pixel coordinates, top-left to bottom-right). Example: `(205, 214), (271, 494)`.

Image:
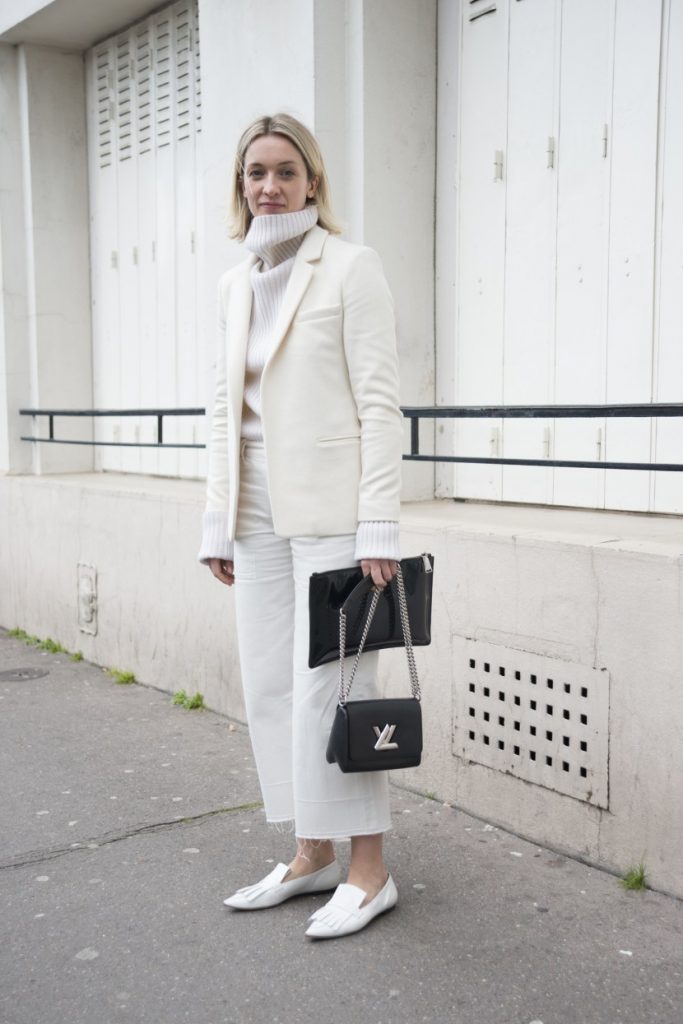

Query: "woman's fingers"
(208, 558), (235, 587)
(360, 558), (398, 588)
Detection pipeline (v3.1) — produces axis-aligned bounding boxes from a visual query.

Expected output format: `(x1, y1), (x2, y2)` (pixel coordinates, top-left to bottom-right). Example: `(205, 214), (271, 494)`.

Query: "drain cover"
(0, 667), (50, 682)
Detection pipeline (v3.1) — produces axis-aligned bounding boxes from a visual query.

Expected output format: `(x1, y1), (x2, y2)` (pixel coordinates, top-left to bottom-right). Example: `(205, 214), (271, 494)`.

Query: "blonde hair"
(229, 113), (342, 241)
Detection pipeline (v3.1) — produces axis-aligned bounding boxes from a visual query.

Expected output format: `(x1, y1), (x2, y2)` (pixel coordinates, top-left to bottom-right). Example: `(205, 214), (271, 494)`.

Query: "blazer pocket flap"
(295, 304), (342, 324)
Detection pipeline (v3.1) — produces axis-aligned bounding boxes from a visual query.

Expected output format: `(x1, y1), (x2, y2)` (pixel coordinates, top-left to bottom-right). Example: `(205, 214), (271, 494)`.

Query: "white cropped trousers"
(232, 442), (391, 840)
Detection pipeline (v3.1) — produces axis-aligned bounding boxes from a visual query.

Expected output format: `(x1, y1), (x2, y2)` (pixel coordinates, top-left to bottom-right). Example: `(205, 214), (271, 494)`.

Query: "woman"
(198, 113), (404, 939)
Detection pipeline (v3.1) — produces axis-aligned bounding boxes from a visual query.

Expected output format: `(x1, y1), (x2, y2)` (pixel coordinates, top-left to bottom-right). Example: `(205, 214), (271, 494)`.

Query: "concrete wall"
(0, 473), (244, 721)
(2, 471), (682, 898)
(0, 43), (32, 475)
(391, 500), (683, 899)
(0, 41), (92, 475)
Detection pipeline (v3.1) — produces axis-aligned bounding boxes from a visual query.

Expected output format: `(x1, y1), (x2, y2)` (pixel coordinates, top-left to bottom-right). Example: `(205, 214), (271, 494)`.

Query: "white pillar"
(0, 43), (32, 474)
(314, 0), (438, 501)
(0, 42), (93, 475)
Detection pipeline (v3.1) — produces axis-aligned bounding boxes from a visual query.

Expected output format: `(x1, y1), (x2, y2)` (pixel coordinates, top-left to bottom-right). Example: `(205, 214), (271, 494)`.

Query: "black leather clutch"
(308, 553), (434, 669)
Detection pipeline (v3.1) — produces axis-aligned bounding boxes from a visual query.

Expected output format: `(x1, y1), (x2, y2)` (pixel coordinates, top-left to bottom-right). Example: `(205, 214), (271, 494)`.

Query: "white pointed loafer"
(304, 874), (398, 939)
(223, 859), (342, 910)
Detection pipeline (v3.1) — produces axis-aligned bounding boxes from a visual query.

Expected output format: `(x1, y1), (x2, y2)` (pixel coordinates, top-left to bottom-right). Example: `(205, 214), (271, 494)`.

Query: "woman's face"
(242, 134), (317, 217)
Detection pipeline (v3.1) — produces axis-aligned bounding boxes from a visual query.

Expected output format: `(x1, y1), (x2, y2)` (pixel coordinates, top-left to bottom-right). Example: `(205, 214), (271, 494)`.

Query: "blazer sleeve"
(342, 247), (404, 524)
(197, 280), (233, 565)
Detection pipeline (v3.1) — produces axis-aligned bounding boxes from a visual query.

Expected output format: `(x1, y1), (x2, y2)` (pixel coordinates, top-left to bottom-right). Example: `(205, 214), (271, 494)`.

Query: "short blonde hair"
(229, 113), (342, 241)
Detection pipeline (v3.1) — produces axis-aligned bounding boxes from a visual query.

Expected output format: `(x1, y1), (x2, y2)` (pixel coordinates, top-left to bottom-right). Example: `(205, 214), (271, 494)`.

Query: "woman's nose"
(262, 173), (279, 195)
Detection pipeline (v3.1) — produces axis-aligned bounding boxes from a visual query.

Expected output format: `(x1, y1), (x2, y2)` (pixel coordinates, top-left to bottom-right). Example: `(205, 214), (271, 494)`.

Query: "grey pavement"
(1, 627), (681, 1024)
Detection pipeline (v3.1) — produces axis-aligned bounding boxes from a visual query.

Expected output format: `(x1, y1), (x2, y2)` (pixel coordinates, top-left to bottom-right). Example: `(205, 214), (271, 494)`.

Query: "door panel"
(87, 0), (201, 480)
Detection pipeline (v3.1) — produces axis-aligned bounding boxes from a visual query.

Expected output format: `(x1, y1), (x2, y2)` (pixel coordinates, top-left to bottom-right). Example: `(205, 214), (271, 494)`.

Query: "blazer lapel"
(226, 256), (257, 430)
(263, 225), (328, 373)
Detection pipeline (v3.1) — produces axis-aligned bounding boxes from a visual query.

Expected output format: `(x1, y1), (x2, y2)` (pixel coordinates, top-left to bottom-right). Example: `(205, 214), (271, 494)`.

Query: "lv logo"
(373, 724), (399, 751)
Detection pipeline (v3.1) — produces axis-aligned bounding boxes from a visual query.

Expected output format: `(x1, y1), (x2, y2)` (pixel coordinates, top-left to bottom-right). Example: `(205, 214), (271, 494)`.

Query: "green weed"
(172, 689), (204, 710)
(10, 628), (77, 657)
(37, 637), (68, 654)
(620, 863), (647, 891)
(107, 668), (136, 685)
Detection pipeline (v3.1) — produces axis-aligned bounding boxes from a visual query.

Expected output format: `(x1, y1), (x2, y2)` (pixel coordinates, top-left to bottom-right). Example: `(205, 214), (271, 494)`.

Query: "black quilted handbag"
(326, 563), (423, 773)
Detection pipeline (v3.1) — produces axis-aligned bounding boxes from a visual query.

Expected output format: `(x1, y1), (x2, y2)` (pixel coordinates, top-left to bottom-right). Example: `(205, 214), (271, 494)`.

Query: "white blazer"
(204, 224), (404, 540)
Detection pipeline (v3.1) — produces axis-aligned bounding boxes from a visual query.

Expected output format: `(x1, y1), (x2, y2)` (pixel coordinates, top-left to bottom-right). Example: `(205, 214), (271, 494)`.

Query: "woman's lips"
(259, 202), (285, 210)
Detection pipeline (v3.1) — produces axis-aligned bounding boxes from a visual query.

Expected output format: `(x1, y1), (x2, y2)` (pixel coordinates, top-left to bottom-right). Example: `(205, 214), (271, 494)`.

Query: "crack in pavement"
(0, 801), (264, 870)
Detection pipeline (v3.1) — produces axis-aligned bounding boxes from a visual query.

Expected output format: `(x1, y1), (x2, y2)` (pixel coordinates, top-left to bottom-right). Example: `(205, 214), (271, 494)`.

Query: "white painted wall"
(0, 473), (244, 722)
(390, 498), (683, 898)
(0, 42), (93, 475)
(0, 43), (32, 475)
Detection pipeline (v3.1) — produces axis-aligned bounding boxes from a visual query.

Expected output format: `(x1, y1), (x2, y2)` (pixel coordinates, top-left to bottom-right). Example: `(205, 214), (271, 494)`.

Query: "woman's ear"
(307, 176), (319, 199)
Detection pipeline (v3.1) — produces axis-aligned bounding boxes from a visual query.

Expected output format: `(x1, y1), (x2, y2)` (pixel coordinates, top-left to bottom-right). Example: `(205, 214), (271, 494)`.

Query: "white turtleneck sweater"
(241, 206), (319, 439)
(198, 206), (400, 564)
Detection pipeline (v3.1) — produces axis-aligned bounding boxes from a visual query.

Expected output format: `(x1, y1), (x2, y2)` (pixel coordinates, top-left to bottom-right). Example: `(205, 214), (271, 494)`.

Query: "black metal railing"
(19, 407), (205, 449)
(402, 403), (683, 472)
(19, 403), (683, 471)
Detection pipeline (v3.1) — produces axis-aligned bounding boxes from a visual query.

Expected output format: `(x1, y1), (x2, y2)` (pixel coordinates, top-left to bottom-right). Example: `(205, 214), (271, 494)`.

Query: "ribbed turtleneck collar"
(244, 205), (319, 270)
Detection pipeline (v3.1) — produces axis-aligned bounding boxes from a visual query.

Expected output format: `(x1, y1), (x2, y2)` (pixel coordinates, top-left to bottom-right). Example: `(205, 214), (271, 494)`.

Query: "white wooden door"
(603, 0), (662, 512)
(552, 0), (614, 510)
(86, 0), (203, 479)
(454, 0), (509, 500)
(445, 0), (680, 514)
(501, 0), (559, 505)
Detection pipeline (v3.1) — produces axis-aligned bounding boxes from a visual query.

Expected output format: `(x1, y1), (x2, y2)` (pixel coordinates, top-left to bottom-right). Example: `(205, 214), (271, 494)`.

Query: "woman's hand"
(360, 558), (397, 589)
(208, 558), (235, 587)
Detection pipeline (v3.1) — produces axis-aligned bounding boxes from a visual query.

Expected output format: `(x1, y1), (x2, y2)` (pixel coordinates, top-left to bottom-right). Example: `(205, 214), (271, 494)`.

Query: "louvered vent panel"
(175, 6), (192, 141)
(155, 17), (173, 148)
(193, 0), (201, 132)
(96, 46), (114, 168)
(116, 33), (134, 161)
(469, 0), (497, 21)
(136, 25), (153, 155)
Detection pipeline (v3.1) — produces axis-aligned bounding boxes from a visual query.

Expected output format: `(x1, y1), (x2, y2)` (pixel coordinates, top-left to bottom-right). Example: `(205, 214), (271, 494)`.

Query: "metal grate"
(452, 638), (609, 807)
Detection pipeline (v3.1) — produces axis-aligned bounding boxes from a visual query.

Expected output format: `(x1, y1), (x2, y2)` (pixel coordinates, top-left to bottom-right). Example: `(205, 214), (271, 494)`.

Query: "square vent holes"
(452, 638), (609, 808)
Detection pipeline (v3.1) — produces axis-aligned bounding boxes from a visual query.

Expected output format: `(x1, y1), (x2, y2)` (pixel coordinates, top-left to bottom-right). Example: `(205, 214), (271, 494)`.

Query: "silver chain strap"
(337, 563), (422, 705)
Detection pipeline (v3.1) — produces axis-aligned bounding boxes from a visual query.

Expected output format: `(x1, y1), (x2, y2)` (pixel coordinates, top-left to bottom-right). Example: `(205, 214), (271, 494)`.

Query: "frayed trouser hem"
(264, 818), (393, 843)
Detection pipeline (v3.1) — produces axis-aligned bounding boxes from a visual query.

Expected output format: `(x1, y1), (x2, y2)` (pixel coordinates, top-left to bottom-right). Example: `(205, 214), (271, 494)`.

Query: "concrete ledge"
(2, 472), (682, 896)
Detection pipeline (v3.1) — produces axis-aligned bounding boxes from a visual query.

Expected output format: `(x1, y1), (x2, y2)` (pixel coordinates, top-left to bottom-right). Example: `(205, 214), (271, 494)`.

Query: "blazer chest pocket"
(295, 304), (342, 324)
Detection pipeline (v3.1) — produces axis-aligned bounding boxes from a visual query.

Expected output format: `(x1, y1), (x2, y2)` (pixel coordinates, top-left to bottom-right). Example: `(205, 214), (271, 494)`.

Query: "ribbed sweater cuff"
(197, 510), (234, 565)
(354, 521), (401, 561)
